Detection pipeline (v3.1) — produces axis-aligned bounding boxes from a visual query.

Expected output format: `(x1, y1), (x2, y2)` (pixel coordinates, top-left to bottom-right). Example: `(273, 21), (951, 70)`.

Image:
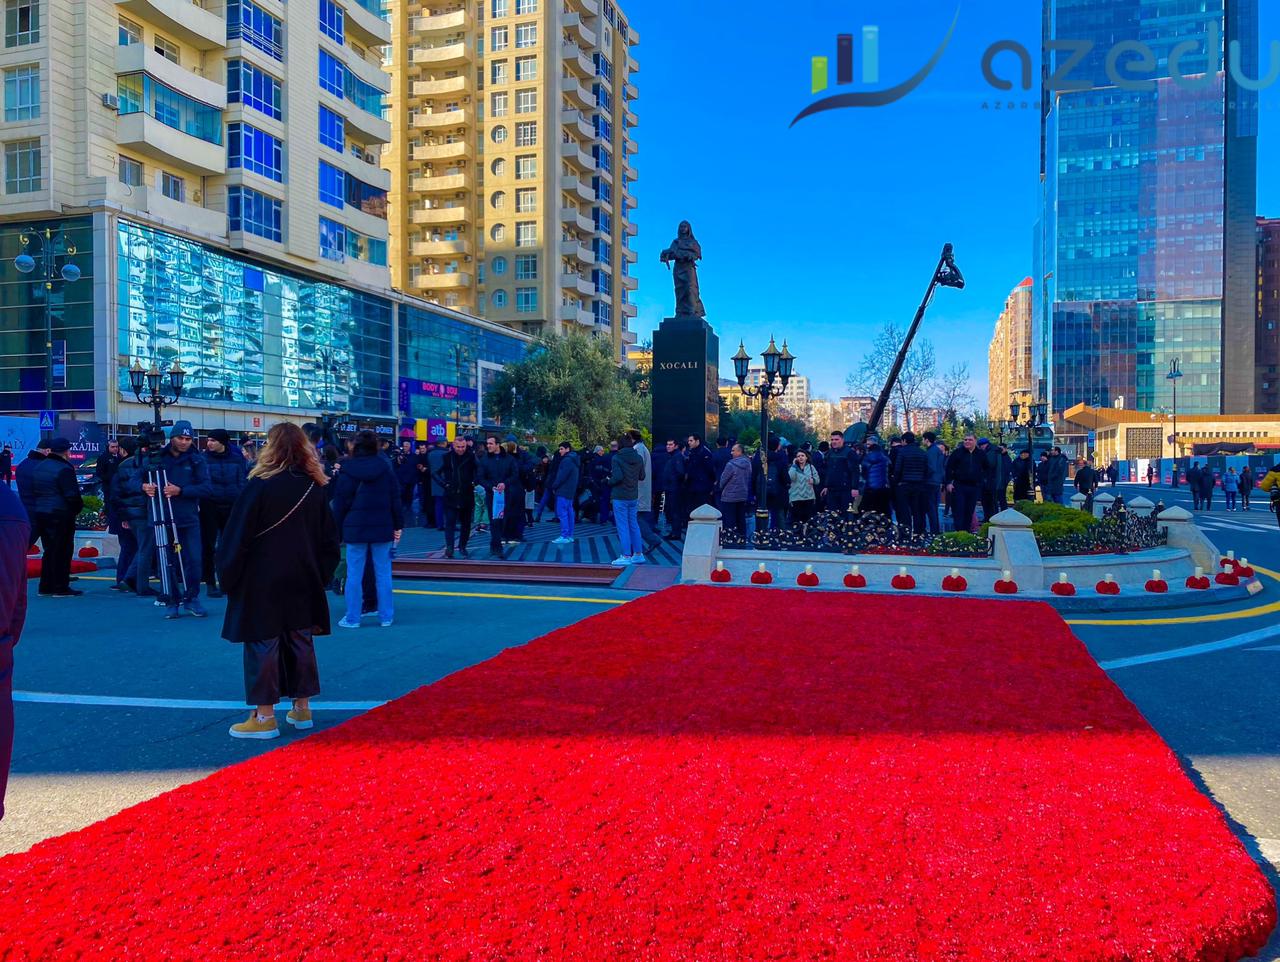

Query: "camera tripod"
(145, 465), (189, 607)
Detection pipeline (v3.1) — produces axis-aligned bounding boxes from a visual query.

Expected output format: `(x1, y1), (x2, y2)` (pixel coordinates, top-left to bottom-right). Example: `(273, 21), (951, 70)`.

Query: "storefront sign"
(398, 378), (478, 411)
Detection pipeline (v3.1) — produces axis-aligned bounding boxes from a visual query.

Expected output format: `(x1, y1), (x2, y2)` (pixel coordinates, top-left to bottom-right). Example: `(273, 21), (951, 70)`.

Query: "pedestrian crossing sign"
(38, 410), (56, 432)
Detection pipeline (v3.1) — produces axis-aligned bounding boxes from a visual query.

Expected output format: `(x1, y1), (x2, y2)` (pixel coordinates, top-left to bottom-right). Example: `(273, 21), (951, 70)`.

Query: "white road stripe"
(12, 691), (386, 711)
(1099, 624), (1280, 670)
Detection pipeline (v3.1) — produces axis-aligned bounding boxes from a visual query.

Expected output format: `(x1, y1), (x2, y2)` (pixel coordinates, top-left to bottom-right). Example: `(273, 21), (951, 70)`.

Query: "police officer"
(136, 421), (211, 618)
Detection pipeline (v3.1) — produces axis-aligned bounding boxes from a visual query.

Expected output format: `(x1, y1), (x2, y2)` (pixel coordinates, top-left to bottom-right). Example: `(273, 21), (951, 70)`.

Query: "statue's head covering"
(674, 221), (701, 259)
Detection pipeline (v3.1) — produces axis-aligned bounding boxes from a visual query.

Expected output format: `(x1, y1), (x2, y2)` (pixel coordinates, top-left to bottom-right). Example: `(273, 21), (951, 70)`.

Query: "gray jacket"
(719, 455), (752, 503)
(633, 440), (653, 511)
(609, 447), (645, 500)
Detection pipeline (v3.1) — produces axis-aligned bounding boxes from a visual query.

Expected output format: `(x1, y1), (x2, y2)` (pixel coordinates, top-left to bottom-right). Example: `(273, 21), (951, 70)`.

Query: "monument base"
(651, 315), (719, 446)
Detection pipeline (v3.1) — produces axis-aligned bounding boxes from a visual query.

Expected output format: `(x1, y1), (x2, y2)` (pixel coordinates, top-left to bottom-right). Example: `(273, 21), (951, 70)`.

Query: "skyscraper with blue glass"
(1038, 0), (1260, 418)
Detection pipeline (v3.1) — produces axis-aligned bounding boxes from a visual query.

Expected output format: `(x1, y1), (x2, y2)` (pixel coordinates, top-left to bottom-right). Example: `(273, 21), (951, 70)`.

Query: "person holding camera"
(135, 420), (211, 618)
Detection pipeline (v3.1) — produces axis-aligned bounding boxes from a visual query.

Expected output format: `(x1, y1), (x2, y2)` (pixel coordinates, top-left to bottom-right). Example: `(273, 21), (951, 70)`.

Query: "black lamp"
(168, 361), (185, 396)
(762, 336), (781, 380)
(732, 341), (751, 386)
(128, 359), (145, 396)
(1009, 400), (1021, 422)
(778, 340), (795, 385)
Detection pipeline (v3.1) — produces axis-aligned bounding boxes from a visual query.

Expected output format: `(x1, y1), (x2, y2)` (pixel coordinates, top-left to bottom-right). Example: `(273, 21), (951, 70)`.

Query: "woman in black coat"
(217, 422), (339, 740)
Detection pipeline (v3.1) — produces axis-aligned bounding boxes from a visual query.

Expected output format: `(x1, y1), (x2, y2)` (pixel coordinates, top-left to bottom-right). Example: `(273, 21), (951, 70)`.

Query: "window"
(153, 34), (179, 65)
(515, 0), (536, 12)
(516, 287), (537, 312)
(491, 124), (508, 143)
(319, 161), (344, 208)
(593, 175), (611, 204)
(118, 155), (143, 187)
(227, 60), (282, 120)
(228, 122), (283, 181)
(594, 144), (612, 172)
(515, 254), (536, 279)
(227, 185), (282, 241)
(4, 0), (37, 48)
(491, 0), (507, 16)
(3, 64), (37, 121)
(515, 154), (535, 179)
(515, 56), (536, 81)
(593, 208), (611, 233)
(343, 70), (383, 117)
(490, 223), (506, 242)
(594, 115), (612, 140)
(491, 289), (508, 308)
(345, 174), (387, 218)
(227, 0), (282, 61)
(490, 60), (508, 85)
(515, 121), (536, 146)
(515, 88), (536, 113)
(491, 157), (507, 177)
(117, 74), (222, 144)
(319, 48), (344, 97)
(490, 26), (508, 51)
(492, 256), (507, 274)
(593, 300), (611, 325)
(490, 190), (505, 209)
(490, 91), (507, 117)
(515, 221), (535, 247)
(594, 237), (611, 262)
(594, 83), (611, 111)
(161, 171), (184, 202)
(319, 0), (344, 45)
(319, 216), (346, 261)
(515, 187), (535, 212)
(593, 268), (611, 295)
(594, 53), (613, 82)
(4, 138), (38, 192)
(514, 21), (536, 47)
(318, 105), (344, 151)
(118, 16), (141, 46)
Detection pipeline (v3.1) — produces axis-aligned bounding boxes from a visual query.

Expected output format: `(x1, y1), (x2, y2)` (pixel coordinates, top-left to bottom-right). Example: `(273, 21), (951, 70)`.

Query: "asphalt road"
(2, 486), (1278, 957)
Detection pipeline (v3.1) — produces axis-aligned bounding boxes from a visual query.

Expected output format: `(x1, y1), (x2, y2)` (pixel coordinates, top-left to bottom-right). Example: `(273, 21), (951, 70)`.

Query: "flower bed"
(0, 587), (1272, 961)
(720, 509), (992, 557)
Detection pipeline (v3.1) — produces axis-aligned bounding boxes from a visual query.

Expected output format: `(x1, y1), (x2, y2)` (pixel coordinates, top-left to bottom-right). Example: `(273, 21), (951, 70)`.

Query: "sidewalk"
(396, 517), (685, 567)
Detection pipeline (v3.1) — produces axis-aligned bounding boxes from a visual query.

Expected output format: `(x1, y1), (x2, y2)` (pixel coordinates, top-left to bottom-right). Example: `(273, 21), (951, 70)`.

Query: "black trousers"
(789, 499), (816, 527)
(721, 500), (747, 536)
(662, 490), (685, 538)
(35, 511), (74, 594)
(951, 485), (979, 534)
(443, 502), (472, 551)
(243, 630), (320, 706)
(199, 502), (232, 588)
(825, 490), (851, 514)
(980, 487), (998, 524)
(861, 489), (892, 518)
(894, 483), (929, 535)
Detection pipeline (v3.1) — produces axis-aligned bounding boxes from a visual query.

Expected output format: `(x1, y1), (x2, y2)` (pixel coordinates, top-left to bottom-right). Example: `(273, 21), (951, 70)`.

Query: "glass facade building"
(1039, 0), (1259, 417)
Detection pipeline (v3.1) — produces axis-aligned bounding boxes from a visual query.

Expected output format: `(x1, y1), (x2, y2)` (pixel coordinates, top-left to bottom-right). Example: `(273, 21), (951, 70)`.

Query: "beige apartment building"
(987, 277), (1033, 421)
(386, 0), (639, 356)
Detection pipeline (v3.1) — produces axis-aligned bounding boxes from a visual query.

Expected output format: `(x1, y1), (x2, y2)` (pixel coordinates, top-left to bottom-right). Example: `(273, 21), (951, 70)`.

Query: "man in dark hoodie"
(200, 429), (248, 597)
(549, 441), (581, 545)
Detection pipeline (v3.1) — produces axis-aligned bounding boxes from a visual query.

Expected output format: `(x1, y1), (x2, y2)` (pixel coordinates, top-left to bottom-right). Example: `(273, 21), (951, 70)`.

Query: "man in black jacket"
(660, 439), (687, 539)
(892, 432), (930, 535)
(476, 435), (518, 559)
(977, 438), (1003, 523)
(433, 436), (477, 559)
(1074, 457), (1098, 512)
(200, 429), (248, 597)
(945, 435), (984, 534)
(820, 430), (860, 514)
(15, 439), (48, 528)
(683, 434), (716, 512)
(32, 437), (83, 597)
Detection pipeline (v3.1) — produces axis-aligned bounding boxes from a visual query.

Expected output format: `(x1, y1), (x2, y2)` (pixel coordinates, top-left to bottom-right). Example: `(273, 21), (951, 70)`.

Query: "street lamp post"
(128, 359), (186, 431)
(734, 336), (795, 532)
(1008, 398), (1049, 459)
(1166, 358), (1183, 486)
(14, 226), (82, 435)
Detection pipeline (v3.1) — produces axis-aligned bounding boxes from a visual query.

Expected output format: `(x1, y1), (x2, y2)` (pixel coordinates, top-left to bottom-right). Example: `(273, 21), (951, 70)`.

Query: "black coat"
(31, 455), (83, 517)
(946, 447), (985, 488)
(15, 452), (44, 520)
(433, 449), (478, 509)
(331, 452), (404, 544)
(216, 470), (340, 645)
(684, 445), (716, 495)
(203, 447), (249, 506)
(893, 443), (929, 484)
(110, 454), (151, 523)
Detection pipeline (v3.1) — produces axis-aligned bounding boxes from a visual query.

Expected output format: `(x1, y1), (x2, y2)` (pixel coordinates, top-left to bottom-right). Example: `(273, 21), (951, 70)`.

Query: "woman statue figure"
(659, 220), (705, 318)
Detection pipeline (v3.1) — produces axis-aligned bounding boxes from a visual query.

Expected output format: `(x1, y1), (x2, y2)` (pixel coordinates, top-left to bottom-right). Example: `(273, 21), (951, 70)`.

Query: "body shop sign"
(398, 378), (479, 412)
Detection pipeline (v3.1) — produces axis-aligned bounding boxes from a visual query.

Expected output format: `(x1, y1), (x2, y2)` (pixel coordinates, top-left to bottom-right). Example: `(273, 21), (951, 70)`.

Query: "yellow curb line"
(1065, 564), (1280, 627)
(392, 588), (626, 605)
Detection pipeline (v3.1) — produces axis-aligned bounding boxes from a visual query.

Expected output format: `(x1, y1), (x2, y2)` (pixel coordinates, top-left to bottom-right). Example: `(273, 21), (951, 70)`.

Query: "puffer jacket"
(110, 453), (152, 523)
(123, 445), (210, 525)
(331, 452), (404, 544)
(202, 446), (249, 506)
(719, 455), (752, 503)
(860, 448), (889, 490)
(608, 447), (645, 501)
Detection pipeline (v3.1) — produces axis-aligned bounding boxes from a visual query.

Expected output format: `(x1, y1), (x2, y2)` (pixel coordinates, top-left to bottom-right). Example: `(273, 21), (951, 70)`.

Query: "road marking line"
(391, 588), (626, 605)
(1066, 564), (1280, 627)
(1099, 624), (1280, 670)
(1247, 645), (1280, 652)
(11, 692), (386, 711)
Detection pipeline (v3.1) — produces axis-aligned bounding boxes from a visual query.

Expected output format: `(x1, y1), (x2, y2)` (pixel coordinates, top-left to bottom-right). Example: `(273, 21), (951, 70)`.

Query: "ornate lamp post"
(14, 226), (82, 435)
(128, 359), (185, 431)
(1166, 357), (1182, 485)
(1008, 398), (1049, 458)
(734, 336), (795, 531)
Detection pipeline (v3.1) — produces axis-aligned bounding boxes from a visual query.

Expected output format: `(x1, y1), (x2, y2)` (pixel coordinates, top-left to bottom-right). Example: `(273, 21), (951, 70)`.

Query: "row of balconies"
(118, 0), (391, 51)
(562, 13), (596, 48)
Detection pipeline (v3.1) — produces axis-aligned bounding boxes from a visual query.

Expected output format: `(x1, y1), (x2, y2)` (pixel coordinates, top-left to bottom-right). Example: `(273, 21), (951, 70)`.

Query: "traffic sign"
(38, 410), (56, 432)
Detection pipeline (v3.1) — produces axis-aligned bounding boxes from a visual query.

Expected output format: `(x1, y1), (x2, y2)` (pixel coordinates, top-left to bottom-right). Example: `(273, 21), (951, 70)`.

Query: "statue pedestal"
(651, 315), (719, 447)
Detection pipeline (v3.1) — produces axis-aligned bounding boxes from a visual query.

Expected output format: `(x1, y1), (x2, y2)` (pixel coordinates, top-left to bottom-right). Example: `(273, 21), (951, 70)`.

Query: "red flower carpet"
(1, 586), (1274, 961)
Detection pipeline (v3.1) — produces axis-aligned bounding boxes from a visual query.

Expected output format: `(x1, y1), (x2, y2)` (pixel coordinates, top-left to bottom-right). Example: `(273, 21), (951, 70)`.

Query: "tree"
(932, 362), (975, 425)
(847, 322), (936, 431)
(486, 332), (650, 447)
(719, 408), (817, 450)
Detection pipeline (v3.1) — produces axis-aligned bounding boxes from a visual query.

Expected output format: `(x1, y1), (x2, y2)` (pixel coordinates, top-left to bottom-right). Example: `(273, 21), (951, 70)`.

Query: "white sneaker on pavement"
(610, 556), (632, 566)
(629, 554), (647, 564)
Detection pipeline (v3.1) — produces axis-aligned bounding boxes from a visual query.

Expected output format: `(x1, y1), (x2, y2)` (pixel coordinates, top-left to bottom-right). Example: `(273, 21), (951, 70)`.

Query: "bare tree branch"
(846, 323), (936, 430)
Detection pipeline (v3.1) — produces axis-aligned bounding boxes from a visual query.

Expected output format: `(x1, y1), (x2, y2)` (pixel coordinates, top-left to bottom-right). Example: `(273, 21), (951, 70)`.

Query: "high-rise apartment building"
(1038, 0), (1259, 418)
(987, 278), (1033, 421)
(0, 0), (529, 432)
(1257, 216), (1280, 412)
(386, 0), (639, 356)
(744, 365), (809, 419)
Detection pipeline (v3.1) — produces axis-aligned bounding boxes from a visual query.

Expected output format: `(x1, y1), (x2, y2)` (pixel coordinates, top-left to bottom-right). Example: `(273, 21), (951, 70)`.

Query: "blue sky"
(622, 0), (1280, 404)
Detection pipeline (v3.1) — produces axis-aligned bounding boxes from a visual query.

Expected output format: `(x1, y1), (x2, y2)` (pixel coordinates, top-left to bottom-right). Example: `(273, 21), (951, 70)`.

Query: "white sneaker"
(611, 556), (633, 566)
(629, 554), (647, 565)
(552, 536), (574, 545)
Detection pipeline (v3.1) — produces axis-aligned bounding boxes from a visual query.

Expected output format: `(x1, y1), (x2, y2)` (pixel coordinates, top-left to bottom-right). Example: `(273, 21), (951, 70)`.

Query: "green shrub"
(981, 500), (1098, 540)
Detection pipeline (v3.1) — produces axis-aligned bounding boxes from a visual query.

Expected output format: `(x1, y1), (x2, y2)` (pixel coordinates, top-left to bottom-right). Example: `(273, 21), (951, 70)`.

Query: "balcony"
(341, 101), (393, 144)
(412, 205), (470, 225)
(414, 238), (472, 257)
(622, 302), (637, 318)
(558, 304), (595, 326)
(346, 0), (391, 48)
(117, 112), (225, 175)
(412, 140), (471, 162)
(343, 46), (392, 95)
(574, 274), (595, 297)
(116, 0), (225, 50)
(414, 107), (468, 129)
(621, 245), (637, 263)
(623, 220), (637, 237)
(624, 108), (638, 128)
(624, 81), (638, 101)
(623, 160), (638, 181)
(413, 75), (469, 97)
(563, 12), (597, 48)
(561, 108), (594, 140)
(568, 0), (600, 16)
(621, 274), (637, 290)
(560, 206), (593, 233)
(558, 272), (581, 291)
(116, 43), (227, 108)
(413, 8), (468, 31)
(621, 327), (638, 345)
(560, 173), (593, 203)
(559, 140), (593, 171)
(341, 146), (392, 191)
(561, 75), (591, 109)
(412, 171), (470, 193)
(415, 272), (473, 291)
(561, 41), (594, 78)
(413, 41), (468, 66)
(559, 239), (596, 264)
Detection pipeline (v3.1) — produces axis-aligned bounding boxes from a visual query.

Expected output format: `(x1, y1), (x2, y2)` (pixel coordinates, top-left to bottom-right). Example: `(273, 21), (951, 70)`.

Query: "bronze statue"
(660, 220), (705, 318)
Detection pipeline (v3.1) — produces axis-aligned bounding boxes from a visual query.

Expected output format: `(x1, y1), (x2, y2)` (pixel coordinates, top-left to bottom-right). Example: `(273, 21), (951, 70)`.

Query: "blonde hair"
(249, 422), (329, 485)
